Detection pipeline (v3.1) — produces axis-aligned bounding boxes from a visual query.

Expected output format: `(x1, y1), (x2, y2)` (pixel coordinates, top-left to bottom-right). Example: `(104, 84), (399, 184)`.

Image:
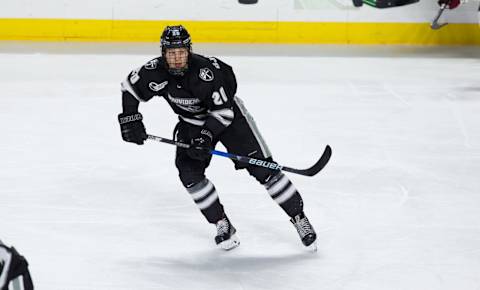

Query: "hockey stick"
(431, 3), (449, 30)
(147, 134), (332, 177)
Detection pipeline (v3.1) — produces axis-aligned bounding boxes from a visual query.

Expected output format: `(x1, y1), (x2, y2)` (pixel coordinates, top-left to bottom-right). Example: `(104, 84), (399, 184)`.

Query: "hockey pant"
(174, 101), (304, 223)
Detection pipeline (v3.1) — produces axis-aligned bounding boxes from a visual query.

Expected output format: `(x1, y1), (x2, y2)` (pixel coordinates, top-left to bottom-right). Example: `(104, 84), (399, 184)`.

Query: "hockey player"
(118, 25), (317, 251)
(0, 240), (34, 290)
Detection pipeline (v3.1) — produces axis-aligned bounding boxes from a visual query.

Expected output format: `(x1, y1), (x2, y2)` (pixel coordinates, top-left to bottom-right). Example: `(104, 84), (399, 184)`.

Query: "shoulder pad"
(190, 54), (223, 82)
(128, 66), (142, 85)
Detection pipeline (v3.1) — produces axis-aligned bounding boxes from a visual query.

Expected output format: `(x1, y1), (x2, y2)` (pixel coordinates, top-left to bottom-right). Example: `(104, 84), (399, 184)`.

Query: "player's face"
(165, 47), (189, 70)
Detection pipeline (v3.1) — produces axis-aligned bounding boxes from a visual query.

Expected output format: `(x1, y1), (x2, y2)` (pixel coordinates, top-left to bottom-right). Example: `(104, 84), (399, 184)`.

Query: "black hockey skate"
(290, 212), (317, 251)
(215, 216), (240, 250)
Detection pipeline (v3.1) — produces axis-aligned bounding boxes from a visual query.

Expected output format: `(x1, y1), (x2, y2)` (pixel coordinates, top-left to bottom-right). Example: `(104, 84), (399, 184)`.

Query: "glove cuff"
(118, 112), (143, 125)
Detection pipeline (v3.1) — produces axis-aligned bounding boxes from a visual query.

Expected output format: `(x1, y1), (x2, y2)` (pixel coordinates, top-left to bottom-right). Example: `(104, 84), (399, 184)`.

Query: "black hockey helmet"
(160, 25), (192, 76)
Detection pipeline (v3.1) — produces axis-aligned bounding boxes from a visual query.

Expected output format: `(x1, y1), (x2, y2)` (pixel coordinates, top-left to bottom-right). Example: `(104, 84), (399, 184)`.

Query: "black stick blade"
(282, 145), (332, 177)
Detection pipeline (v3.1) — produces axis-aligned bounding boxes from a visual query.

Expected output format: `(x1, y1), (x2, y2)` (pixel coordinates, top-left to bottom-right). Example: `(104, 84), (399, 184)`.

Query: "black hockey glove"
(118, 112), (147, 145)
(187, 128), (213, 161)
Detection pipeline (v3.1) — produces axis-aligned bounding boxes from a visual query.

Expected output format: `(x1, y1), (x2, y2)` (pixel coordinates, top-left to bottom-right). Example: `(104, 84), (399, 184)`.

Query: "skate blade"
(218, 234), (240, 251)
(306, 241), (318, 253)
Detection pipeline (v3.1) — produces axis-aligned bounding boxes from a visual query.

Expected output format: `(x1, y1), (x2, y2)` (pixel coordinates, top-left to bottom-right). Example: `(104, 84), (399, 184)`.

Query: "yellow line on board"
(0, 18), (479, 45)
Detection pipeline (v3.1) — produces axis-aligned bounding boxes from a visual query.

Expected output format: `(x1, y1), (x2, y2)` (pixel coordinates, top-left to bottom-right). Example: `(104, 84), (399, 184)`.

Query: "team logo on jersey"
(144, 59), (158, 70)
(149, 81), (168, 92)
(199, 68), (214, 82)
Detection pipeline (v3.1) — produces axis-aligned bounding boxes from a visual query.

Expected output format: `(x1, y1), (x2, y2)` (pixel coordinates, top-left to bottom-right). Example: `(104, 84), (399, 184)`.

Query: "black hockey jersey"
(121, 54), (238, 137)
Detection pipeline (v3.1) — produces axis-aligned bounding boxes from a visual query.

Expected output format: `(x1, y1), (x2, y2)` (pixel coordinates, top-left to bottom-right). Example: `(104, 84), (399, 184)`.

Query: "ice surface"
(1, 42), (479, 290)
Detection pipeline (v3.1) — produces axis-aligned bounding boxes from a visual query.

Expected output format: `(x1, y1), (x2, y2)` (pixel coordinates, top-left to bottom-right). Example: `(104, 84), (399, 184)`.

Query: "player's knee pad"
(178, 170), (205, 189)
(175, 151), (207, 188)
(175, 142), (212, 188)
